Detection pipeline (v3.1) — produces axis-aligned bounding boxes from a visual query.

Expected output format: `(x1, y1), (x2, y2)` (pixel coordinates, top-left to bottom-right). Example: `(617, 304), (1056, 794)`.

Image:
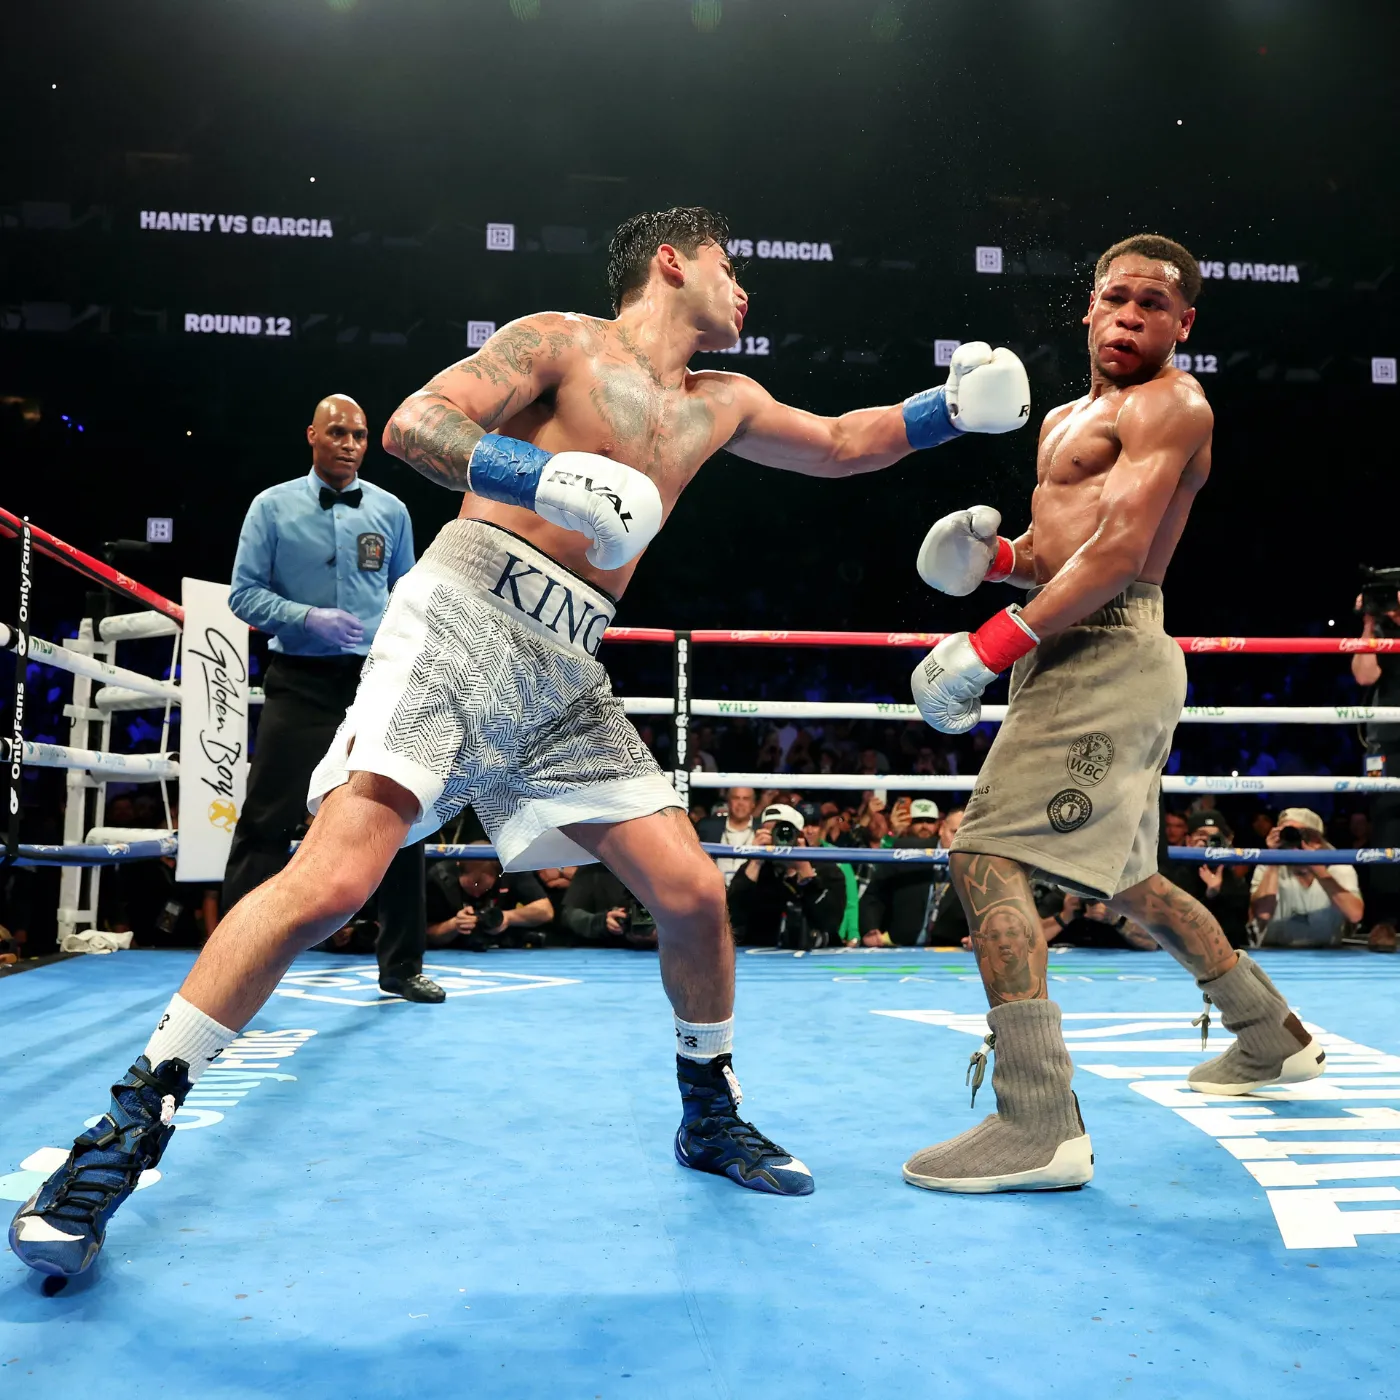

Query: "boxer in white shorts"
(13, 206), (1037, 1277)
(898, 234), (1326, 1200)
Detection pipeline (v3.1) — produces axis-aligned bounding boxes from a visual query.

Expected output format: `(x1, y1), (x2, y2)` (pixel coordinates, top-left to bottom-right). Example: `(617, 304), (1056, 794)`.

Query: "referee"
(223, 393), (443, 1003)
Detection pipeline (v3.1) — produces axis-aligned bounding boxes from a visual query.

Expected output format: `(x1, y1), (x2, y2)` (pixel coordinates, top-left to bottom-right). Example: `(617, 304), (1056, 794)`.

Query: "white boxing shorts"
(307, 519), (683, 870)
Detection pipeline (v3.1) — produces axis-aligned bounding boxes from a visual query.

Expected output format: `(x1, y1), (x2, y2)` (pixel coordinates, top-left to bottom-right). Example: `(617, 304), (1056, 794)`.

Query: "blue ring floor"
(3, 946), (1398, 1399)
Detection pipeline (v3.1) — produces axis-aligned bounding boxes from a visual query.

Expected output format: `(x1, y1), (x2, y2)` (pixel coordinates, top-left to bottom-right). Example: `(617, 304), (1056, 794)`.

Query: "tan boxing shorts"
(950, 583), (1186, 898)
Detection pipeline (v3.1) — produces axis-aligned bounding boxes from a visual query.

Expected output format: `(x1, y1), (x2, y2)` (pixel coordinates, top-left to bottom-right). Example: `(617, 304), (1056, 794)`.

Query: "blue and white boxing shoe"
(674, 1053), (814, 1196)
(9, 1056), (190, 1277)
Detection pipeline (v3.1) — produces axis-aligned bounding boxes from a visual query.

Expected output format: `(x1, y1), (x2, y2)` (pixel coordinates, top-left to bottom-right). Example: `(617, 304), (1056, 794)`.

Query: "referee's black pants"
(221, 652), (426, 981)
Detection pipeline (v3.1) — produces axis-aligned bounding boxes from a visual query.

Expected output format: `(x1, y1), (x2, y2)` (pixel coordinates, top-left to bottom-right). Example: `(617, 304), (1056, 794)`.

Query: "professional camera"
(1278, 825), (1305, 850)
(462, 902), (505, 952)
(769, 818), (801, 847)
(624, 898), (657, 944)
(1357, 565), (1400, 622)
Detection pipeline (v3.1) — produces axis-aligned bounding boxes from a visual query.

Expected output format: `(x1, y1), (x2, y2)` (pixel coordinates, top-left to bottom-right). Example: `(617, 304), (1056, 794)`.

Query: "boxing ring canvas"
(3, 946), (1397, 1398)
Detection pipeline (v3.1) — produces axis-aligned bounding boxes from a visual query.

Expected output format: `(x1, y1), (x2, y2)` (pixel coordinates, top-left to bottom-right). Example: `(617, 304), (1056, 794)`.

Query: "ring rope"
(688, 771), (1400, 795)
(604, 626), (1400, 654)
(1, 623), (179, 703)
(10, 838), (1399, 869)
(1, 738), (177, 781)
(619, 698), (1400, 725)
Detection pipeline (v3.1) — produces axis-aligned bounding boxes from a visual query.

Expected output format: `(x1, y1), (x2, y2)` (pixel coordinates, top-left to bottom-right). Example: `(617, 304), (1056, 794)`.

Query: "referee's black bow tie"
(320, 486), (362, 509)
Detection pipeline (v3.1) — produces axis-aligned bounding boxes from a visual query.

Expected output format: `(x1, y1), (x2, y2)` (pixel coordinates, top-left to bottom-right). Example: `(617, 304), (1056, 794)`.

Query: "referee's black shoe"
(380, 972), (446, 1003)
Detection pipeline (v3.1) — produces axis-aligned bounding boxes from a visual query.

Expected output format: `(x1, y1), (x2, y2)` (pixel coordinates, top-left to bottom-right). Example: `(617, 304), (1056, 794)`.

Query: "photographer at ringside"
(1353, 572), (1400, 946)
(727, 803), (846, 949)
(859, 799), (944, 947)
(559, 864), (658, 949)
(1250, 808), (1365, 948)
(1161, 810), (1252, 949)
(425, 843), (553, 951)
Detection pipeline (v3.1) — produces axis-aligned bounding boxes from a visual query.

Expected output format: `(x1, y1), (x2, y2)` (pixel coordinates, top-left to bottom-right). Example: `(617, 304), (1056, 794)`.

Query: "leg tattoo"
(950, 853), (1048, 1006)
(1109, 873), (1236, 981)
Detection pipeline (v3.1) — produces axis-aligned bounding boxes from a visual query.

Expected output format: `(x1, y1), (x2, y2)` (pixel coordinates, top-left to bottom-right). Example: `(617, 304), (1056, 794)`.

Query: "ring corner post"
(672, 629), (691, 812)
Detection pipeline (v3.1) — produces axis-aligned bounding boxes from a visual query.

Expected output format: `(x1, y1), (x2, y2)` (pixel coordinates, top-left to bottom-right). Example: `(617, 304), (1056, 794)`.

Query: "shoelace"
(1192, 993), (1213, 1050)
(42, 1118), (147, 1226)
(39, 1063), (175, 1227)
(694, 1108), (788, 1161)
(967, 1031), (996, 1108)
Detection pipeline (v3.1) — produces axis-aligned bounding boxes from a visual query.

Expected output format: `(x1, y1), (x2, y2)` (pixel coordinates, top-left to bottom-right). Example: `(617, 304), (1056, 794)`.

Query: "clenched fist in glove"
(916, 505), (1016, 596)
(911, 606), (1040, 734)
(902, 342), (1032, 451)
(466, 434), (663, 571)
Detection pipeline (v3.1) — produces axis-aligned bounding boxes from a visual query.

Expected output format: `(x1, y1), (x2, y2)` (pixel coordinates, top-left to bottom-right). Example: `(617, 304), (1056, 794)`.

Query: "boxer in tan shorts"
(899, 234), (1326, 1194)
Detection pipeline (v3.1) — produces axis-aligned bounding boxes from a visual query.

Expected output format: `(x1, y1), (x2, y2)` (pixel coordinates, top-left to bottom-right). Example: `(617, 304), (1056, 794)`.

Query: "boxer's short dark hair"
(607, 206), (731, 313)
(1095, 233), (1202, 306)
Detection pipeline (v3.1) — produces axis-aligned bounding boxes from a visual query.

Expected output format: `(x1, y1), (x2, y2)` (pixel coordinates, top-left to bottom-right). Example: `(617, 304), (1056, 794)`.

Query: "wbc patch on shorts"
(357, 532), (386, 572)
(1065, 732), (1115, 788)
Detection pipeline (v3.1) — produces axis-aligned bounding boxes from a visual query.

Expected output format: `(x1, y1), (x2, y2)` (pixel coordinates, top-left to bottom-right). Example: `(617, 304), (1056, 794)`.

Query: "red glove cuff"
(968, 606), (1040, 674)
(984, 536), (1016, 583)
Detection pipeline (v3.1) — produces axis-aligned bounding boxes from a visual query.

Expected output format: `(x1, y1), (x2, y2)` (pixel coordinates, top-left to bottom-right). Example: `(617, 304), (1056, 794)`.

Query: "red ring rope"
(4, 508), (1394, 654)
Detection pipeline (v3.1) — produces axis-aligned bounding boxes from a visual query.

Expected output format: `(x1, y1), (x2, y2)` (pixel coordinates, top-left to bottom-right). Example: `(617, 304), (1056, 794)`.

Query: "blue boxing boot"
(9, 1056), (191, 1277)
(674, 1054), (813, 1196)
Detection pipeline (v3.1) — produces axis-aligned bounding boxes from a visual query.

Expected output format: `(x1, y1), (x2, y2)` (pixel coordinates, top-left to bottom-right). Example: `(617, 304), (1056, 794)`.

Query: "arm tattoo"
(950, 852), (1049, 1006)
(387, 323), (555, 490)
(385, 397), (488, 492)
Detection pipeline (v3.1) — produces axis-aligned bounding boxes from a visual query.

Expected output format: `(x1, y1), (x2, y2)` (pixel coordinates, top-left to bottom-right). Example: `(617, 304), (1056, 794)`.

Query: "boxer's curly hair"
(1095, 233), (1202, 306)
(607, 207), (732, 313)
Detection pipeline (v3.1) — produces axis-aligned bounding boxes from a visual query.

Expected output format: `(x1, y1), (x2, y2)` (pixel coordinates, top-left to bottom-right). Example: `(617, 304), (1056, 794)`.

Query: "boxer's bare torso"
(443, 313), (750, 594)
(1029, 367), (1211, 588)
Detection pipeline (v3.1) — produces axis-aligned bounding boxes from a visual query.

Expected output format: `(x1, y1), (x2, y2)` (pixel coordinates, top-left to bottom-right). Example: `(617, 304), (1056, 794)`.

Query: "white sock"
(142, 994), (238, 1087)
(675, 1015), (734, 1062)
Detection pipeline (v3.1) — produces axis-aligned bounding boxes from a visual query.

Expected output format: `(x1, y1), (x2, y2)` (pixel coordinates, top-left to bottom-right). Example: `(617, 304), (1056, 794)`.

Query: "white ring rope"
(97, 611), (182, 643)
(621, 698), (1400, 725)
(1, 624), (179, 704)
(2, 738), (177, 781)
(689, 771), (1400, 795)
(14, 632), (1393, 730)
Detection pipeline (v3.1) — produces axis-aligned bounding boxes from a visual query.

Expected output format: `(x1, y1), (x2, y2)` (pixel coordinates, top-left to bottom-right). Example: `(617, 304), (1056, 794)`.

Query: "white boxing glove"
(916, 505), (1014, 596)
(466, 432), (663, 571)
(946, 343), (1031, 435)
(534, 452), (664, 570)
(910, 633), (996, 735)
(911, 607), (1040, 734)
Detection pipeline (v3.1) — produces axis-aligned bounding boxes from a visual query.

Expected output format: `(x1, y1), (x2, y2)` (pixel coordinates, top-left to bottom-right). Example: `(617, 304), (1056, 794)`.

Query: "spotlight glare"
(186, 430), (193, 437)
(691, 0), (721, 32)
(871, 1), (902, 42)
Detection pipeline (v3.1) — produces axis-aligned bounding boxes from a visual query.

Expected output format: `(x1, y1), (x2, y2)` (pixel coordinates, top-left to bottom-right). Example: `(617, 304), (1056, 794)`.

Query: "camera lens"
(1278, 826), (1303, 849)
(772, 821), (800, 846)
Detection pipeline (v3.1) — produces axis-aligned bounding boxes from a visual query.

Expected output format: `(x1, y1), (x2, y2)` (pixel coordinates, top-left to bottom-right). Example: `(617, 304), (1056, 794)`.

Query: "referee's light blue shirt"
(228, 467), (416, 657)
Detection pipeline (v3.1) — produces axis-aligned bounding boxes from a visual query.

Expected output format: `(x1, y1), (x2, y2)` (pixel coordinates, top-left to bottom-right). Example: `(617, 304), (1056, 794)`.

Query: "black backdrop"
(3, 0), (1398, 651)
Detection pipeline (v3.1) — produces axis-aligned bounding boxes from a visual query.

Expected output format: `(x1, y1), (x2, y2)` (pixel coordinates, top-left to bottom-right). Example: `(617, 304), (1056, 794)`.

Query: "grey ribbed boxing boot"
(902, 1000), (1093, 1193)
(1188, 952), (1325, 1095)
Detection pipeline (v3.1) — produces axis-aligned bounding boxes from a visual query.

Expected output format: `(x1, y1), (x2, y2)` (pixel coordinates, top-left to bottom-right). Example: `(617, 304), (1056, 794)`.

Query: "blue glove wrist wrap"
(902, 386), (963, 451)
(467, 434), (552, 509)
